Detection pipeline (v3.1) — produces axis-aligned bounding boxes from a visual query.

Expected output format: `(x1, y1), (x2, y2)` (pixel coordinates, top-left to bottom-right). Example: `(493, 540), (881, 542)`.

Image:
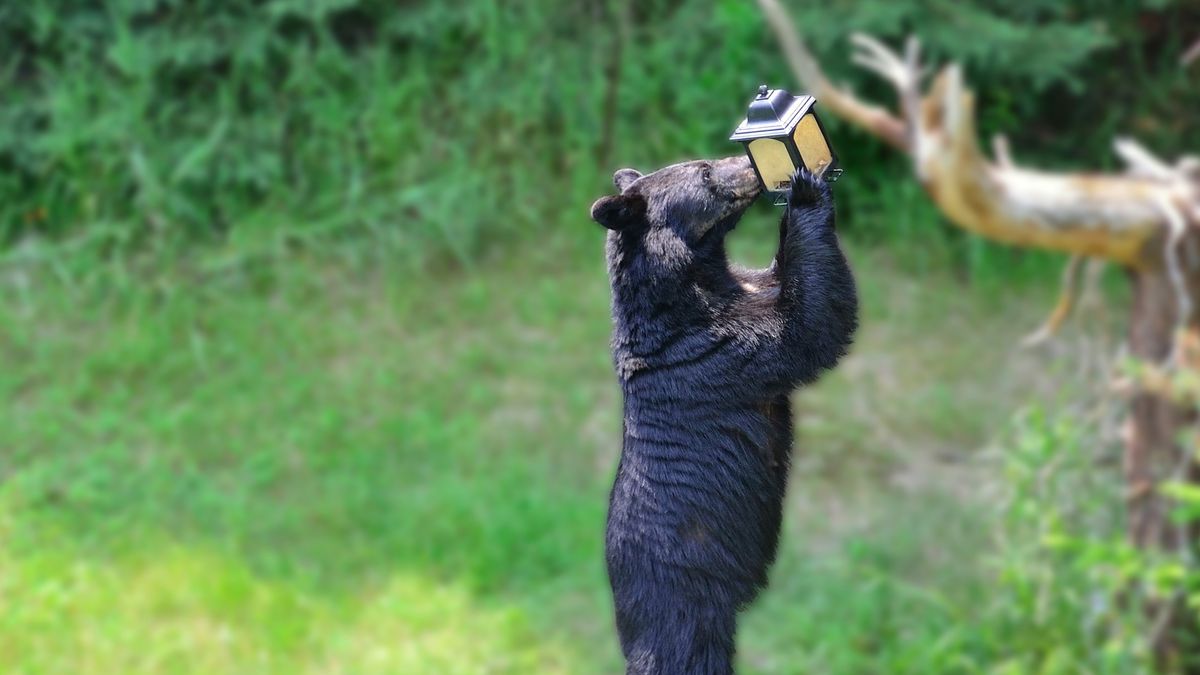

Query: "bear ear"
(590, 193), (646, 231)
(613, 168), (643, 192)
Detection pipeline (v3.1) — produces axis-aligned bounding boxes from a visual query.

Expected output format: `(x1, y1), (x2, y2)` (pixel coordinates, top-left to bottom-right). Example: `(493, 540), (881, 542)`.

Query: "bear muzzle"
(714, 155), (763, 202)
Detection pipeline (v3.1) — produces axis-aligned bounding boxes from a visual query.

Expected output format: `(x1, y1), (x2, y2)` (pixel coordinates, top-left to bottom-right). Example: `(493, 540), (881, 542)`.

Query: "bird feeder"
(730, 85), (840, 203)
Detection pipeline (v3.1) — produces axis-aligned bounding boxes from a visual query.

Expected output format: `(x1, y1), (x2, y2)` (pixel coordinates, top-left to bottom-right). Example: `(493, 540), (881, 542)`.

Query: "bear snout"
(714, 155), (762, 201)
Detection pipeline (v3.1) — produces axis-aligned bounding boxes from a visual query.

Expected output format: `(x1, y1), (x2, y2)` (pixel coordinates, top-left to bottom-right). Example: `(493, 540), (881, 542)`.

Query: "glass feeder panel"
(793, 114), (833, 175)
(747, 138), (795, 192)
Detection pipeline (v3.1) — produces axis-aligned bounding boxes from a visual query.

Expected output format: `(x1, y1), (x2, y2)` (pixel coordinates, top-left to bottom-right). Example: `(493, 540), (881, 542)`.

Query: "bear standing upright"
(591, 156), (858, 675)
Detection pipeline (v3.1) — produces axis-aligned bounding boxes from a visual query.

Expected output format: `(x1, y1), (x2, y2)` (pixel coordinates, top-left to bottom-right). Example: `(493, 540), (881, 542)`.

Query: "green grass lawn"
(0, 225), (1120, 673)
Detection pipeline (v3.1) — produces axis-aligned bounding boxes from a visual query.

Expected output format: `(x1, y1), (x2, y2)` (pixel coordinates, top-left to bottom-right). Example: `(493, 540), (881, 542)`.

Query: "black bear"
(590, 156), (858, 674)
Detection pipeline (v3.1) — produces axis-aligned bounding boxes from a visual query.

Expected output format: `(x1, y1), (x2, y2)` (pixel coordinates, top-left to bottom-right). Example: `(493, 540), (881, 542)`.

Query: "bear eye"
(701, 165), (713, 184)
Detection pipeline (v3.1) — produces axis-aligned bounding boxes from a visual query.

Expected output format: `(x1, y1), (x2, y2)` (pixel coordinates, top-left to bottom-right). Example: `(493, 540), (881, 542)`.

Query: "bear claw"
(787, 167), (830, 208)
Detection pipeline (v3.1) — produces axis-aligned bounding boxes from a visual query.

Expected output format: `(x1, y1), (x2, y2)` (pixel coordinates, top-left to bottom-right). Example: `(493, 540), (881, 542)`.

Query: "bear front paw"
(787, 167), (831, 209)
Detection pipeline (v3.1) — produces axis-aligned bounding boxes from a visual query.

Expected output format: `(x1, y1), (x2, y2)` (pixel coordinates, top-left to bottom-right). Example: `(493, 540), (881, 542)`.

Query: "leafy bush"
(983, 385), (1200, 674)
(1, 0), (1197, 270)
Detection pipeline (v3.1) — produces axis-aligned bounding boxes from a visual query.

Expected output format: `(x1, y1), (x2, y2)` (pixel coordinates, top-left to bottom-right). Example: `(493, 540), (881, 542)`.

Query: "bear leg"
(611, 565), (739, 675)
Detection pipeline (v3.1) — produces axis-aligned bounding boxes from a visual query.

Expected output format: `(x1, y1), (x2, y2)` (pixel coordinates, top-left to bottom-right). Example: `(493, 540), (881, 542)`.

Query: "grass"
(0, 207), (1128, 673)
(0, 1), (1180, 670)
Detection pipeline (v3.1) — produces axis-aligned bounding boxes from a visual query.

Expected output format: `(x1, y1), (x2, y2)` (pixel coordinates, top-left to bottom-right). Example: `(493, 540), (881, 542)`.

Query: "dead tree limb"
(756, 0), (1196, 271)
(754, 0), (1200, 665)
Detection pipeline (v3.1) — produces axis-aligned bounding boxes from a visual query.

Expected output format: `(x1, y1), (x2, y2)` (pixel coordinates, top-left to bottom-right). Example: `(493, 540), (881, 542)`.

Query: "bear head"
(589, 156), (762, 255)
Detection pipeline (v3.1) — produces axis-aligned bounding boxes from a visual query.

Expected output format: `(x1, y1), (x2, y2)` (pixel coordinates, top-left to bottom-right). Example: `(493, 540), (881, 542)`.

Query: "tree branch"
(1023, 255), (1083, 347)
(755, 0), (907, 150)
(755, 1), (1188, 269)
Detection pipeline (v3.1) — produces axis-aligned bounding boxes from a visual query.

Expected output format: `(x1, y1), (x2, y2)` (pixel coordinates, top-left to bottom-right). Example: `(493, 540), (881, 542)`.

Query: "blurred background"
(2, 1), (1200, 673)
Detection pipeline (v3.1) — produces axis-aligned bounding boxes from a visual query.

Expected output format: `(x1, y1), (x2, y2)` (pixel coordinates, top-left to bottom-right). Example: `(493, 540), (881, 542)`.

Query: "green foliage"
(984, 397), (1200, 674)
(783, 0), (1200, 162)
(0, 245), (624, 671)
(3, 2), (1200, 672)
(1, 0), (602, 262)
(0, 235), (1163, 673)
(2, 0), (1198, 277)
(987, 410), (1148, 673)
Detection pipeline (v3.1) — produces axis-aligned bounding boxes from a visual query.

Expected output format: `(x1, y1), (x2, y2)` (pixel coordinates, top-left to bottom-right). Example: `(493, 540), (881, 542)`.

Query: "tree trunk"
(1126, 239), (1200, 669)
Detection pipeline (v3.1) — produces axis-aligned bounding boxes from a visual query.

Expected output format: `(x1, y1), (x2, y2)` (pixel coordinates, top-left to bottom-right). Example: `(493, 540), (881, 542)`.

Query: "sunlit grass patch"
(0, 533), (579, 675)
(0, 239), (1126, 673)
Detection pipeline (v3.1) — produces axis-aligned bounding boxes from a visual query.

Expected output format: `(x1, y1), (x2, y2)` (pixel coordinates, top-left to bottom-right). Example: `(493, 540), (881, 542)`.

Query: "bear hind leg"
(617, 593), (737, 675)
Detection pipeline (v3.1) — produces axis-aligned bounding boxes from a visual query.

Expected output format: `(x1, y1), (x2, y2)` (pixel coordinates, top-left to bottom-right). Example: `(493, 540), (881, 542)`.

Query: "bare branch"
(992, 134), (1013, 169)
(1023, 255), (1083, 347)
(849, 32), (924, 152)
(849, 33), (911, 90)
(1115, 138), (1178, 181)
(1182, 37), (1200, 67)
(757, 2), (1192, 269)
(1157, 196), (1194, 366)
(755, 0), (908, 150)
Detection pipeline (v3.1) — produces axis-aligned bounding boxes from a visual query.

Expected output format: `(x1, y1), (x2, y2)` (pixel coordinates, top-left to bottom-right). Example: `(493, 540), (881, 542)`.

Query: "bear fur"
(591, 156), (859, 674)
